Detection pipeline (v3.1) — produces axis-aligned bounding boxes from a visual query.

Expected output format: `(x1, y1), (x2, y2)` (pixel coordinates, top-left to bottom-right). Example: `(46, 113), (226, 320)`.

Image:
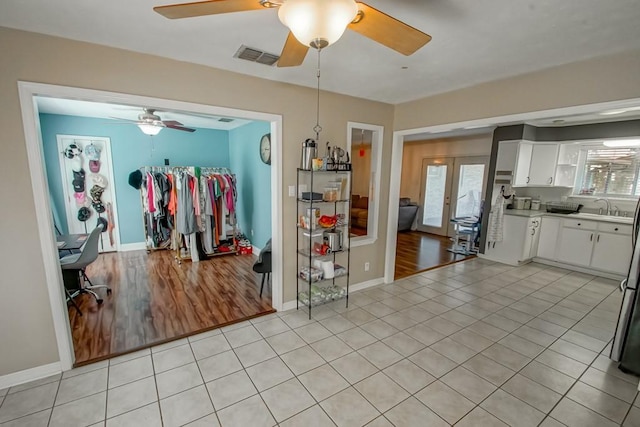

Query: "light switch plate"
(288, 185), (296, 197)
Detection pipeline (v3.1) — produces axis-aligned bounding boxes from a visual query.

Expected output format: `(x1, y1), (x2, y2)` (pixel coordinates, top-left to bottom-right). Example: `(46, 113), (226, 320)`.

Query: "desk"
(57, 234), (88, 251)
(448, 217), (480, 255)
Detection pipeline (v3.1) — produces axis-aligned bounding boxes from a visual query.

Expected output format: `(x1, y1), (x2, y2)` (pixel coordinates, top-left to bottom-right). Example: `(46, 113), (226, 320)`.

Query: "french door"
(418, 156), (489, 236)
(417, 158), (454, 235)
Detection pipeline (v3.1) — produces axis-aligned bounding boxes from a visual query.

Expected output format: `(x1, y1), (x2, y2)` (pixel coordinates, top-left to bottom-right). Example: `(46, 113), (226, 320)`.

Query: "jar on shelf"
(323, 186), (339, 202)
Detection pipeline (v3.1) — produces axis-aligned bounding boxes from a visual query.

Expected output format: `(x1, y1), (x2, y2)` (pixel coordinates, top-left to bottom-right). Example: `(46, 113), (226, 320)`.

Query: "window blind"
(578, 148), (640, 196)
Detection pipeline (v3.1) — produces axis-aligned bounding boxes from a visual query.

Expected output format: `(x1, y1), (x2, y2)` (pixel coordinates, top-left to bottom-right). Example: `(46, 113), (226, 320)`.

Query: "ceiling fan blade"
(348, 2), (432, 56)
(165, 124), (196, 132)
(154, 0), (266, 19)
(161, 120), (185, 127)
(108, 116), (140, 123)
(277, 32), (309, 67)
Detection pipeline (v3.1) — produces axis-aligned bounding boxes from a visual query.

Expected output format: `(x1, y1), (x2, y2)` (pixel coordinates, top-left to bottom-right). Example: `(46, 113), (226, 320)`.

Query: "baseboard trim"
(350, 277), (385, 292)
(252, 245), (261, 256)
(0, 362), (62, 390)
(281, 300), (297, 312)
(532, 257), (624, 280)
(279, 277), (384, 313)
(119, 242), (147, 252)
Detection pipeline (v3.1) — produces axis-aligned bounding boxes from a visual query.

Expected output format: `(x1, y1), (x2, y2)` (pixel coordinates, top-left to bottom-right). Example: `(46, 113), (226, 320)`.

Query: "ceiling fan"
(110, 108), (196, 135)
(154, 0), (432, 67)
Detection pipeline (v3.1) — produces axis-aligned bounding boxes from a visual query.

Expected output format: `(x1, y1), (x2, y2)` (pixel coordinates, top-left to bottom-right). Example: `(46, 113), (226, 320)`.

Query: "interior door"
(449, 156), (489, 235)
(417, 158), (454, 235)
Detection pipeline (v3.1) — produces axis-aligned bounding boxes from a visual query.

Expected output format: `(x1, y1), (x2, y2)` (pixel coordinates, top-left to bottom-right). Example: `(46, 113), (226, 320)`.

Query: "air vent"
(234, 45), (280, 67)
(218, 118), (234, 123)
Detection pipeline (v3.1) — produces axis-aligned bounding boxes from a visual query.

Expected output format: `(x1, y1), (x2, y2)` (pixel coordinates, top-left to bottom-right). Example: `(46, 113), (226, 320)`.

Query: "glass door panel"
(417, 158), (453, 235)
(455, 164), (486, 218)
(448, 156), (489, 236)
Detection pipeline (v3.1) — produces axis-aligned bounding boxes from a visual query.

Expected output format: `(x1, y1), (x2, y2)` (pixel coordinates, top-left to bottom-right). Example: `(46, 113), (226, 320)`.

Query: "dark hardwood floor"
(68, 250), (274, 366)
(394, 231), (476, 279)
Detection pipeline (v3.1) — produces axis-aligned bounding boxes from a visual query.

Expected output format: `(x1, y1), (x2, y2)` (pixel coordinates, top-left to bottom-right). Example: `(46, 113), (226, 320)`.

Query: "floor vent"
(234, 45), (280, 66)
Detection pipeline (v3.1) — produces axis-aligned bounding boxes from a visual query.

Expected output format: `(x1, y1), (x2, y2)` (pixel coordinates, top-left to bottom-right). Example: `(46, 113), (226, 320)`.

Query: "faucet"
(595, 198), (611, 215)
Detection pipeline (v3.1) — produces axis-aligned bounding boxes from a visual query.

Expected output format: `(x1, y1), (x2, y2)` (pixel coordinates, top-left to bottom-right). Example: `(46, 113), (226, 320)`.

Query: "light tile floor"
(1, 259), (639, 426)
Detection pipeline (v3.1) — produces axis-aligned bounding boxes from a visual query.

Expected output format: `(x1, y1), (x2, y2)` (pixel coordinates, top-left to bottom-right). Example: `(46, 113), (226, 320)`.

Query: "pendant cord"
(313, 47), (322, 140)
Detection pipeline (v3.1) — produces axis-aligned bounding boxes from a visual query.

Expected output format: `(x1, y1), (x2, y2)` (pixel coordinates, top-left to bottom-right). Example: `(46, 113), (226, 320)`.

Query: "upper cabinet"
(495, 140), (580, 189)
(514, 142), (559, 186)
(554, 144), (580, 187)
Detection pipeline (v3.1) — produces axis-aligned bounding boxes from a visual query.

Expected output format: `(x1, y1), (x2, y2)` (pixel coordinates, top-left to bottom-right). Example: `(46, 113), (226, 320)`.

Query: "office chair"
(252, 239), (272, 297)
(60, 224), (111, 305)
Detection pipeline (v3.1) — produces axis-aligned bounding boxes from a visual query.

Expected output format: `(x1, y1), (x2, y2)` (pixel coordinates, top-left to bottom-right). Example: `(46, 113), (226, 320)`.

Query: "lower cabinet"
(537, 217), (560, 259)
(484, 215), (540, 265)
(538, 217), (632, 276)
(557, 227), (595, 267)
(591, 232), (633, 274)
(486, 213), (632, 275)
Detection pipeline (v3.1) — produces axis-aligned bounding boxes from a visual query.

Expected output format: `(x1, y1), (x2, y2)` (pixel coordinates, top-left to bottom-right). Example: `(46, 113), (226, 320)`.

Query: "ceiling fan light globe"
(138, 123), (163, 136)
(278, 0), (358, 48)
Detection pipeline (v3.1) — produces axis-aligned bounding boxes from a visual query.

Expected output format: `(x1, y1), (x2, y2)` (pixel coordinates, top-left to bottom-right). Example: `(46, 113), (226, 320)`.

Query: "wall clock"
(260, 133), (271, 165)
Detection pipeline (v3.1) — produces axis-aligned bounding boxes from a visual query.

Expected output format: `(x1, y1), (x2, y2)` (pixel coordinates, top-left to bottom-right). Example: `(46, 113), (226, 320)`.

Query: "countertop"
(504, 209), (633, 224)
(503, 209), (545, 218)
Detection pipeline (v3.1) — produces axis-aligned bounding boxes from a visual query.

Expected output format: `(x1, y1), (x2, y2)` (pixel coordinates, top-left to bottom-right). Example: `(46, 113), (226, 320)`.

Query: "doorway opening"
(19, 82), (283, 370)
(394, 134), (492, 280)
(385, 98), (640, 285)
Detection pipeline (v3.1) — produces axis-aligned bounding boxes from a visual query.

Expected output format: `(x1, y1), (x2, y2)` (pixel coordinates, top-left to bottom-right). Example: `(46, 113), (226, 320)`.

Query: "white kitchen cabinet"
(528, 218), (541, 259)
(554, 144), (580, 187)
(483, 214), (540, 265)
(537, 217), (561, 259)
(529, 144), (559, 186)
(513, 142), (532, 186)
(557, 227), (595, 267)
(555, 218), (632, 275)
(496, 141), (519, 172)
(591, 232), (632, 274)
(514, 142), (560, 187)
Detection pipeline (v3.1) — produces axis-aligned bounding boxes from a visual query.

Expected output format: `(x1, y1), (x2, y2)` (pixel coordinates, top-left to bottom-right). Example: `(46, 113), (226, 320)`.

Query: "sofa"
(352, 195), (419, 232)
(351, 195), (369, 229)
(398, 197), (419, 231)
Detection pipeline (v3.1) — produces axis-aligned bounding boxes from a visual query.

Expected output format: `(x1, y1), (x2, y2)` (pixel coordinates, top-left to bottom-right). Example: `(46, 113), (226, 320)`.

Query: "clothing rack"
(138, 166), (238, 263)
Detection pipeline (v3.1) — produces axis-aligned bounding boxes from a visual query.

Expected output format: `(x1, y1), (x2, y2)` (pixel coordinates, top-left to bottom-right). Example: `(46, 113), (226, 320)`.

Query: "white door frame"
(384, 98), (640, 284)
(18, 81), (284, 371)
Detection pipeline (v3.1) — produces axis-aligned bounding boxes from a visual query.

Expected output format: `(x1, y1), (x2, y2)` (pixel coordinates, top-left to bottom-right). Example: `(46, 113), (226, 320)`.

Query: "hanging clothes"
(134, 166), (238, 258)
(176, 172), (197, 235)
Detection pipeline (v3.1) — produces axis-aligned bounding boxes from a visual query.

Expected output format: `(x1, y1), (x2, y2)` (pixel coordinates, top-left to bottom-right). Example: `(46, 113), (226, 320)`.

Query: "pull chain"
(313, 47), (322, 141)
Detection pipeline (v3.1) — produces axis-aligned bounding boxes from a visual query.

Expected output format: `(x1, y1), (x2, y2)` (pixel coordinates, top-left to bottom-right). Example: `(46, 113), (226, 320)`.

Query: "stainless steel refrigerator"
(610, 200), (640, 373)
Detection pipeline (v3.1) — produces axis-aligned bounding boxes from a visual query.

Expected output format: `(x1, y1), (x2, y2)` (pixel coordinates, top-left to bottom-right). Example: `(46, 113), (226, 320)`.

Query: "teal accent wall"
(229, 121), (272, 249)
(40, 113), (230, 243)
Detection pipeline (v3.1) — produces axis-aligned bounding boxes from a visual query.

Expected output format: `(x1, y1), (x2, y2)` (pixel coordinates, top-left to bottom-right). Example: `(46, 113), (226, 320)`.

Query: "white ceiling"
(36, 97), (253, 131)
(2, 0), (640, 104)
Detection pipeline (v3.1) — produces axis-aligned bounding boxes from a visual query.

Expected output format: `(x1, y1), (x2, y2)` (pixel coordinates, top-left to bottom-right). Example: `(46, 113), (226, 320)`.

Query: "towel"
(486, 186), (512, 243)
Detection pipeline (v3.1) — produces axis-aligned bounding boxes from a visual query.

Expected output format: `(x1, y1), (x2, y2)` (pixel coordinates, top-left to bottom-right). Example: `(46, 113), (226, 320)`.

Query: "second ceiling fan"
(154, 0), (432, 67)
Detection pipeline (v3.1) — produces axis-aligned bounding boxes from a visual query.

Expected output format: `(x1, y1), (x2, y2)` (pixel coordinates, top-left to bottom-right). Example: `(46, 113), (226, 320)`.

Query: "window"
(576, 147), (640, 197)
